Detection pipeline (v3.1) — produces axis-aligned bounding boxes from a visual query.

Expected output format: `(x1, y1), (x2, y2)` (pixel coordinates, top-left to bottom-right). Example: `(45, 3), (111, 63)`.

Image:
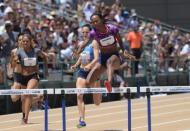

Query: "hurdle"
(55, 87), (137, 131)
(141, 86), (190, 131)
(0, 89), (54, 131)
(3, 86), (190, 131)
(0, 87), (137, 131)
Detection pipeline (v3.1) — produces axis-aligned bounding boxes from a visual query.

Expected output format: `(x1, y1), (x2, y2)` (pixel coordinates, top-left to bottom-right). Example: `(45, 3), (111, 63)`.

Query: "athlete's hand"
(84, 64), (91, 71)
(14, 55), (20, 63)
(123, 50), (136, 60)
(70, 65), (77, 71)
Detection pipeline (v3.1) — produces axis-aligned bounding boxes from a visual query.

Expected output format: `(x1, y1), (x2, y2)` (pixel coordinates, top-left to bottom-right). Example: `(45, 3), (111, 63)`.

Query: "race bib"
(100, 35), (115, 46)
(23, 58), (37, 66)
(80, 52), (90, 64)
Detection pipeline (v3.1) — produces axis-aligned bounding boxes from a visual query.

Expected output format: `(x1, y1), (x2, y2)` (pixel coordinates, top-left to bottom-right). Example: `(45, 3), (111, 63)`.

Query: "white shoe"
(168, 67), (175, 72)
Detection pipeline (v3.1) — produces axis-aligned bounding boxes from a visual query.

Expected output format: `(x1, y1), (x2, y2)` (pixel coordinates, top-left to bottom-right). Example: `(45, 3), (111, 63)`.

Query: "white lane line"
(131, 118), (190, 130)
(1, 103), (190, 131)
(66, 108), (190, 130)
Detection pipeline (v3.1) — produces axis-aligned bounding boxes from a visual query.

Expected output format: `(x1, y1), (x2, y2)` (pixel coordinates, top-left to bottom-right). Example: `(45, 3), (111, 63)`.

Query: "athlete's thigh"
(11, 82), (21, 89)
(76, 77), (87, 88)
(27, 79), (39, 89)
(87, 63), (106, 83)
(107, 55), (121, 69)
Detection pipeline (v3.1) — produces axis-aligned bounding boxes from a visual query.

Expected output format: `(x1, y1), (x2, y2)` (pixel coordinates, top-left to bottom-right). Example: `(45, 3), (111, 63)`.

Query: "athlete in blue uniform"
(71, 24), (101, 128)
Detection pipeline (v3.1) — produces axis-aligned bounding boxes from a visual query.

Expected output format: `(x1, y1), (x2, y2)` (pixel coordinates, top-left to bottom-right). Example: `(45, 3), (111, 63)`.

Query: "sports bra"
(16, 48), (40, 67)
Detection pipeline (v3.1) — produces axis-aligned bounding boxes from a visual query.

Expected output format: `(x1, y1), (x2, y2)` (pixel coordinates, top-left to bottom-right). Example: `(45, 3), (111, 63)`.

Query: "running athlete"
(10, 33), (26, 120)
(15, 33), (48, 124)
(71, 24), (101, 128)
(86, 13), (135, 92)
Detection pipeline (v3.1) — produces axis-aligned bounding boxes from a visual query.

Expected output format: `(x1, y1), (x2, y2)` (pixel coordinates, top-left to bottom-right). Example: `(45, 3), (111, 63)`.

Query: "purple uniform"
(90, 24), (121, 67)
(90, 24), (119, 47)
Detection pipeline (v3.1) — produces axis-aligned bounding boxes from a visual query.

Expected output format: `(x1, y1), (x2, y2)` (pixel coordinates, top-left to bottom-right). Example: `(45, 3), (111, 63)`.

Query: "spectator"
(126, 24), (143, 74)
(60, 39), (78, 61)
(0, 32), (11, 59)
(0, 3), (5, 22)
(114, 10), (124, 24)
(31, 95), (44, 111)
(0, 32), (10, 84)
(0, 63), (3, 84)
(83, 0), (95, 22)
(4, 20), (18, 48)
(113, 61), (130, 99)
(178, 38), (190, 70)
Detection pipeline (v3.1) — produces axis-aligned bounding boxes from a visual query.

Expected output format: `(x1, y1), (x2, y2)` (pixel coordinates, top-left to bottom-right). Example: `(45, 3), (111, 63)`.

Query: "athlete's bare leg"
(86, 63), (106, 85)
(76, 77), (86, 121)
(92, 80), (101, 106)
(24, 79), (38, 123)
(11, 82), (21, 102)
(106, 55), (121, 83)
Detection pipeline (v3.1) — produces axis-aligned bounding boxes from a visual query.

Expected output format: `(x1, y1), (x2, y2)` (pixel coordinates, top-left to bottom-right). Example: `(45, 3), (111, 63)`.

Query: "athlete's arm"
(84, 40), (99, 71)
(10, 50), (16, 68)
(115, 32), (136, 60)
(71, 57), (81, 70)
(72, 40), (89, 58)
(115, 32), (125, 52)
(77, 40), (88, 54)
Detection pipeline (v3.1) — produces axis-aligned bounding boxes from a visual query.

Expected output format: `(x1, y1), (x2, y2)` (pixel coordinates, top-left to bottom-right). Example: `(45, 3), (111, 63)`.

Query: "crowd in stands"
(140, 20), (190, 73)
(0, 0), (190, 85)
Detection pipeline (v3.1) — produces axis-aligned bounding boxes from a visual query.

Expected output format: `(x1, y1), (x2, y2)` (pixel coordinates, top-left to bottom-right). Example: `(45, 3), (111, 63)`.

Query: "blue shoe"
(77, 120), (86, 128)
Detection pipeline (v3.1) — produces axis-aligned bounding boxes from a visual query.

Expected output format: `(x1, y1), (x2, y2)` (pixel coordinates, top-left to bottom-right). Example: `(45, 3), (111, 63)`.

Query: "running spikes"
(104, 80), (112, 93)
(21, 113), (28, 124)
(76, 120), (86, 128)
(21, 118), (28, 124)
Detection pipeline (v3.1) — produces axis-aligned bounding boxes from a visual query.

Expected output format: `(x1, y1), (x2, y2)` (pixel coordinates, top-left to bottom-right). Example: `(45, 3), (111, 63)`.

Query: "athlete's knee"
(93, 95), (102, 106)
(86, 77), (91, 85)
(77, 94), (83, 101)
(94, 101), (101, 106)
(94, 99), (101, 106)
(21, 95), (26, 101)
(107, 58), (114, 65)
